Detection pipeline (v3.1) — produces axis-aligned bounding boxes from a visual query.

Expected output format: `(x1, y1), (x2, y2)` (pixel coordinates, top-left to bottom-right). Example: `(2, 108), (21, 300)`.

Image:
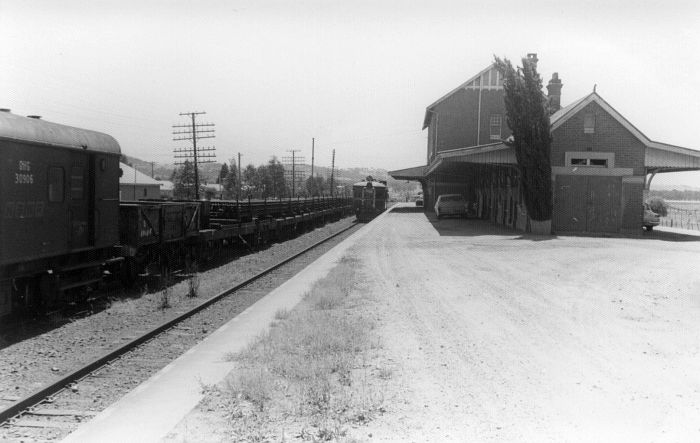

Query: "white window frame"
(565, 151), (615, 168)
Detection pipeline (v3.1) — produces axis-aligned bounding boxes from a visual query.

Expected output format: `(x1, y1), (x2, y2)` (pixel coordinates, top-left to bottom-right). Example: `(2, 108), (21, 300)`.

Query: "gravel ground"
(179, 209), (700, 442)
(0, 217), (355, 412)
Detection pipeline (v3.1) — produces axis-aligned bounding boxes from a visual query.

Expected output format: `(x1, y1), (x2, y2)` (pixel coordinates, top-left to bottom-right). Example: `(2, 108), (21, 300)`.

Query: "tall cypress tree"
(494, 56), (553, 221)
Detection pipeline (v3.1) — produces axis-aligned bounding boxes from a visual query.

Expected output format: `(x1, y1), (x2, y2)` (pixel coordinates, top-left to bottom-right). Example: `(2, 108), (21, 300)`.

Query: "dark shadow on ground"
(390, 205), (425, 213)
(388, 209), (700, 243)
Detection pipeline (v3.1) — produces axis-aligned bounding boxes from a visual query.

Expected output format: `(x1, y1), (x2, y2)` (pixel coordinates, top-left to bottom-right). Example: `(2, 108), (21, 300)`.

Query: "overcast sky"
(2, 0), (700, 187)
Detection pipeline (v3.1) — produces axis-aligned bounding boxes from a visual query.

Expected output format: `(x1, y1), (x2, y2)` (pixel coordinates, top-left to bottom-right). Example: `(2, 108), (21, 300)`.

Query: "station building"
(391, 54), (700, 234)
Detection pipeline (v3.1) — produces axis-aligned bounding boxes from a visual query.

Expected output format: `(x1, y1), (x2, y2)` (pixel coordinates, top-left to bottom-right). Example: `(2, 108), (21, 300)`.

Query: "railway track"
(0, 221), (362, 441)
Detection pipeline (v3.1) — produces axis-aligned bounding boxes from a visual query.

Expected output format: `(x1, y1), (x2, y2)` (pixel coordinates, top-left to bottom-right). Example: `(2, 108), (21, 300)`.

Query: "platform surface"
(62, 212), (387, 443)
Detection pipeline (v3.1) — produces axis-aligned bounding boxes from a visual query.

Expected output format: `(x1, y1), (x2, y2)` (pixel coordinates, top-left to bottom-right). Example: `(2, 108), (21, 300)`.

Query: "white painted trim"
(552, 166), (634, 177)
(423, 64), (497, 129)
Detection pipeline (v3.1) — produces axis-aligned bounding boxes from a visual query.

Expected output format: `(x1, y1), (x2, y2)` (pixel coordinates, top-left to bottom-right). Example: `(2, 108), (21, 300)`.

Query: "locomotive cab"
(352, 176), (388, 222)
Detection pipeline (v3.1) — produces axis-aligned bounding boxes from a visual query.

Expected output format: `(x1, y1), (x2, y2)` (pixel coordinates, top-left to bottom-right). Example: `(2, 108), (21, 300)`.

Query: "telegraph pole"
(282, 149), (304, 197)
(173, 111), (216, 200)
(237, 152), (242, 199)
(311, 138), (315, 182)
(330, 149), (335, 197)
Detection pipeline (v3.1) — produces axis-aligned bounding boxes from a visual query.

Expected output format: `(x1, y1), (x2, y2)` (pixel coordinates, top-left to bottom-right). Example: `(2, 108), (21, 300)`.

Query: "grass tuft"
(158, 272), (172, 310)
(186, 262), (200, 298)
(223, 257), (385, 440)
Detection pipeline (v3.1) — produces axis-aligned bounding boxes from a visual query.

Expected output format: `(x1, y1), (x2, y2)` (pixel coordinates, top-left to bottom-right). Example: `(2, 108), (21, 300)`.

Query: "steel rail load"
(0, 111), (352, 317)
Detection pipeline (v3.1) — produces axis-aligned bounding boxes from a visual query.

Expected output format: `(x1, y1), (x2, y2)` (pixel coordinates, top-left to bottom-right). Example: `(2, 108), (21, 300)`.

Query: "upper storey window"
(584, 113), (595, 134)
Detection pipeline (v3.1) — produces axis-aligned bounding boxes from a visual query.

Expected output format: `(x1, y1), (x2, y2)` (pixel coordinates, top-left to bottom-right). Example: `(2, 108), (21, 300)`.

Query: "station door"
(553, 175), (621, 233)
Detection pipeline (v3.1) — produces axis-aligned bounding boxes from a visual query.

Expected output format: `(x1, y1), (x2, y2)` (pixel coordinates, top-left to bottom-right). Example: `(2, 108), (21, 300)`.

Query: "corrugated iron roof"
(0, 111), (120, 154)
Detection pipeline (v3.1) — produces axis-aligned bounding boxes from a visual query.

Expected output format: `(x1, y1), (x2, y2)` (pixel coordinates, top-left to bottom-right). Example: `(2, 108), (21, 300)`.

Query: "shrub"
(647, 197), (668, 217)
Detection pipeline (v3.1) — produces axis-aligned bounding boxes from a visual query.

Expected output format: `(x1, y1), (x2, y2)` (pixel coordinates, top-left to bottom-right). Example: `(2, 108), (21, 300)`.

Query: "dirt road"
(353, 212), (700, 442)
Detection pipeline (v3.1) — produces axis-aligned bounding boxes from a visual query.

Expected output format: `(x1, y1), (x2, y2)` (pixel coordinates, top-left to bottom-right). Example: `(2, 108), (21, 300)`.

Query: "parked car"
(643, 203), (660, 231)
(434, 194), (468, 219)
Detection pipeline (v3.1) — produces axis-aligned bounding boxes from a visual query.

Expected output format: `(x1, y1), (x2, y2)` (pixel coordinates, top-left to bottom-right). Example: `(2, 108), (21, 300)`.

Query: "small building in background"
(202, 183), (224, 200)
(158, 180), (175, 199)
(119, 162), (161, 200)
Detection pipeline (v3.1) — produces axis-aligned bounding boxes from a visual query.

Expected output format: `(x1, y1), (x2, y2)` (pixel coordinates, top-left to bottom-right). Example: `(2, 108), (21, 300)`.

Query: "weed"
(158, 272), (172, 310)
(158, 287), (171, 310)
(376, 366), (393, 380)
(186, 262), (200, 298)
(223, 256), (384, 441)
(231, 368), (274, 412)
(274, 308), (291, 320)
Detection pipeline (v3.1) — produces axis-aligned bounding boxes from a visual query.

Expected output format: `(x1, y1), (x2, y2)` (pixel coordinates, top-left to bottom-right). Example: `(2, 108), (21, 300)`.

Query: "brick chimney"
(526, 53), (539, 69)
(546, 72), (563, 113)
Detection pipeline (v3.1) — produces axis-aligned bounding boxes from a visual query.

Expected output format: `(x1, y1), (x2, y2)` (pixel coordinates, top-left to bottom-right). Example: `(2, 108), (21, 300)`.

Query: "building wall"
(119, 184), (161, 201)
(551, 101), (646, 173)
(429, 89), (509, 158)
(551, 100), (646, 232)
(427, 75), (510, 163)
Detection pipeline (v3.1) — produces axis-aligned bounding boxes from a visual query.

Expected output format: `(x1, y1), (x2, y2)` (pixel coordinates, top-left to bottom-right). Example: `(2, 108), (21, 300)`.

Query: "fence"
(660, 203), (700, 231)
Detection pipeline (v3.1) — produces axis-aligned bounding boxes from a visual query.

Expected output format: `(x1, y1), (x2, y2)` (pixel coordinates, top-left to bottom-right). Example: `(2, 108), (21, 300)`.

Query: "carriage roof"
(0, 110), (121, 154)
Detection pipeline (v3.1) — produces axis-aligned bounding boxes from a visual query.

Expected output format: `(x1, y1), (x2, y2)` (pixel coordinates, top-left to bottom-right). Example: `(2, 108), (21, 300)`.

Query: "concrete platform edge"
(62, 215), (387, 443)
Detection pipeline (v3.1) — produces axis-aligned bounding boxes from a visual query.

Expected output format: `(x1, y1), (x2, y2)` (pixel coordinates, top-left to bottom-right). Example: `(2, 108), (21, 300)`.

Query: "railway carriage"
(352, 177), (388, 222)
(0, 110), (122, 316)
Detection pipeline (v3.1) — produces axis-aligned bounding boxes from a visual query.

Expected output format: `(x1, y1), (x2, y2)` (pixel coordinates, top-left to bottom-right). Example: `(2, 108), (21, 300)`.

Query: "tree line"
(171, 156), (334, 200)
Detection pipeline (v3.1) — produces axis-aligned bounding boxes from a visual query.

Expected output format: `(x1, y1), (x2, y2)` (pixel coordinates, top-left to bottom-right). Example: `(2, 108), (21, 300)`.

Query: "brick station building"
(391, 54), (700, 234)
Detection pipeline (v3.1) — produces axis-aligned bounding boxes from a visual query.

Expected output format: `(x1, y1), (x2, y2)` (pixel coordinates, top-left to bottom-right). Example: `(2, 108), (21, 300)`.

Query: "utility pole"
(237, 152), (242, 199)
(173, 111), (216, 200)
(330, 149), (335, 197)
(282, 149), (305, 197)
(311, 138), (315, 182)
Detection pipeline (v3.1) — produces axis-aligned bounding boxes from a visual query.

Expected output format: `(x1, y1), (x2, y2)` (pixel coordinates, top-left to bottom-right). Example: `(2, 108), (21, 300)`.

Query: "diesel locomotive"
(0, 110), (351, 317)
(352, 176), (388, 222)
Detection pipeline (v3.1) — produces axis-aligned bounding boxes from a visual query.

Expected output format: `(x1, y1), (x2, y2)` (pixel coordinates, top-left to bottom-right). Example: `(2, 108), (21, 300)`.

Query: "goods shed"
(119, 163), (161, 201)
(391, 57), (700, 234)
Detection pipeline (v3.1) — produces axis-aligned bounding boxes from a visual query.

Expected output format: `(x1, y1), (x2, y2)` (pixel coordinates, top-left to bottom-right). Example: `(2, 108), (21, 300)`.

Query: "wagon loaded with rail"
(0, 110), (351, 317)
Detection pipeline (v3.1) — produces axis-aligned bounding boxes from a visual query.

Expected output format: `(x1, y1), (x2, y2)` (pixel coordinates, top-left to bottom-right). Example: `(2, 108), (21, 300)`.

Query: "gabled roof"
(422, 64), (498, 129)
(551, 92), (700, 158)
(119, 162), (162, 186)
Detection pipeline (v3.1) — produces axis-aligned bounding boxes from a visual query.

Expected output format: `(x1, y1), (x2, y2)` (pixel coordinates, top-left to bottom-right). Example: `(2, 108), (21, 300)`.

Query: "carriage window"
(70, 166), (84, 200)
(48, 167), (64, 202)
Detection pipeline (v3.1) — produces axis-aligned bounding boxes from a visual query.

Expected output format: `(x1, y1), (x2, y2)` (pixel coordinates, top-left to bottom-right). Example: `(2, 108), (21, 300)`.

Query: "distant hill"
(119, 154), (420, 195)
(120, 154), (221, 183)
(649, 188), (700, 201)
(650, 184), (700, 192)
